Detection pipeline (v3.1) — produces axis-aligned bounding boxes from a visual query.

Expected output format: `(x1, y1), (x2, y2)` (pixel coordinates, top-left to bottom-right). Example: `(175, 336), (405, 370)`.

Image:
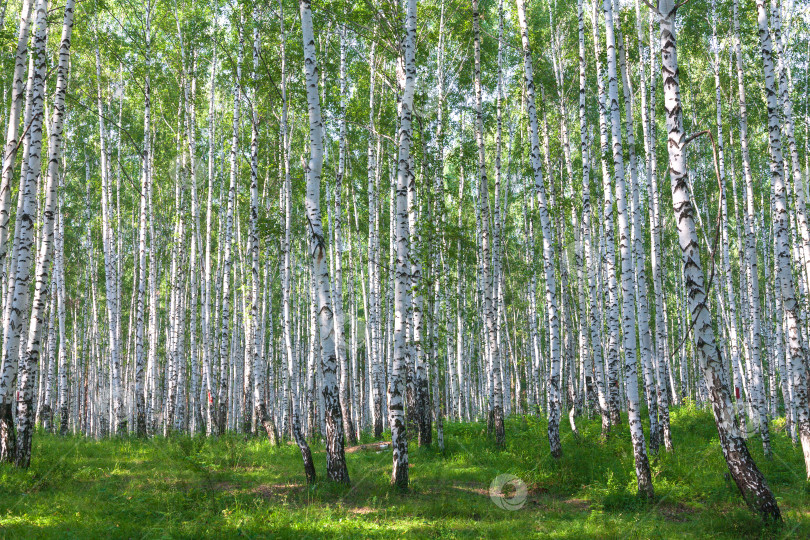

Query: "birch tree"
(94, 20), (124, 435)
(300, 0), (350, 484)
(390, 0), (417, 489)
(650, 0), (781, 521)
(0, 0), (33, 291)
(473, 0), (505, 449)
(753, 0), (810, 476)
(516, 0), (562, 458)
(16, 0), (75, 466)
(603, 0), (653, 497)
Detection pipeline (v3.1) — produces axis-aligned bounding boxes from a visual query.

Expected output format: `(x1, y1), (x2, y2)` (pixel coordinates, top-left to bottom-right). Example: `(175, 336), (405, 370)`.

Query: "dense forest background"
(0, 0), (808, 528)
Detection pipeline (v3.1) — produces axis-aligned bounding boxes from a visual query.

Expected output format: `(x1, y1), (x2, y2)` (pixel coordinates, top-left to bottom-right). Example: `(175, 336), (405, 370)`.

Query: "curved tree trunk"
(300, 0), (350, 484)
(656, 0), (780, 521)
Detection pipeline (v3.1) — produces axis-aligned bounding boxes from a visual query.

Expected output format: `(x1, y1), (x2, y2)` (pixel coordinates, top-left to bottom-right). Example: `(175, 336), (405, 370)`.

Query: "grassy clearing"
(0, 406), (807, 538)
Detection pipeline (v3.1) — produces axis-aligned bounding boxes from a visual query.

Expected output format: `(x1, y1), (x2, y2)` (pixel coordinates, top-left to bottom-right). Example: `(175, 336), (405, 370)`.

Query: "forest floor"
(0, 406), (808, 539)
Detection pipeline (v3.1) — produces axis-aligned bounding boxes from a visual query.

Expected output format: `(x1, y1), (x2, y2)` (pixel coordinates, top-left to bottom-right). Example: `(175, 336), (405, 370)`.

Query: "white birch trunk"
(334, 20), (355, 444)
(473, 0), (504, 449)
(516, 0), (562, 458)
(390, 0), (417, 489)
(0, 0), (33, 294)
(579, 0), (610, 433)
(731, 0), (769, 451)
(300, 0), (350, 484)
(754, 0), (807, 467)
(16, 0), (74, 466)
(656, 0), (780, 520)
(0, 0), (43, 461)
(590, 2), (621, 427)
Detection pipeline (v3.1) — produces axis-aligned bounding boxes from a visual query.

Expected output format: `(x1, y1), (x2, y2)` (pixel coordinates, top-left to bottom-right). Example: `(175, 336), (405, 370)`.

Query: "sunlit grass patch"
(0, 408), (806, 538)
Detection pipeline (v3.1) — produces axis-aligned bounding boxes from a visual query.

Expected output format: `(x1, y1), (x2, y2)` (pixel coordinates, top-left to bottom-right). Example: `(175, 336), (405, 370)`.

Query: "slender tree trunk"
(590, 2), (622, 428)
(730, 0), (770, 452)
(656, 0), (780, 521)
(334, 19), (356, 445)
(619, 29), (661, 454)
(473, 0), (504, 450)
(754, 0), (810, 473)
(55, 177), (68, 435)
(133, 0), (153, 438)
(517, 0), (561, 457)
(390, 0), (417, 489)
(0, 0), (42, 462)
(432, 0), (447, 450)
(202, 13), (219, 437)
(300, 0), (350, 484)
(217, 11), (244, 435)
(16, 0), (74, 466)
(366, 38), (385, 439)
(0, 0), (33, 302)
(604, 0), (653, 496)
(94, 19), (124, 435)
(246, 9), (273, 442)
(579, 0), (609, 434)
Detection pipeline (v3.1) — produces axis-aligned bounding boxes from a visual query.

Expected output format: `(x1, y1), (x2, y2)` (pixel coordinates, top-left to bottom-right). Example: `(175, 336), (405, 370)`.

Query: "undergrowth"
(0, 407), (807, 538)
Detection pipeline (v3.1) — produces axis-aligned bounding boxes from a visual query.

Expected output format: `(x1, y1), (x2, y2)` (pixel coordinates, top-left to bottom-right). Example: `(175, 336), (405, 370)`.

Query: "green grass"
(1, 406), (807, 538)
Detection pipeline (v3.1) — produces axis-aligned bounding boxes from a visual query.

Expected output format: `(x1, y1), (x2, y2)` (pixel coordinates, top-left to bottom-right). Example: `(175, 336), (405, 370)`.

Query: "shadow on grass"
(0, 408), (806, 539)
